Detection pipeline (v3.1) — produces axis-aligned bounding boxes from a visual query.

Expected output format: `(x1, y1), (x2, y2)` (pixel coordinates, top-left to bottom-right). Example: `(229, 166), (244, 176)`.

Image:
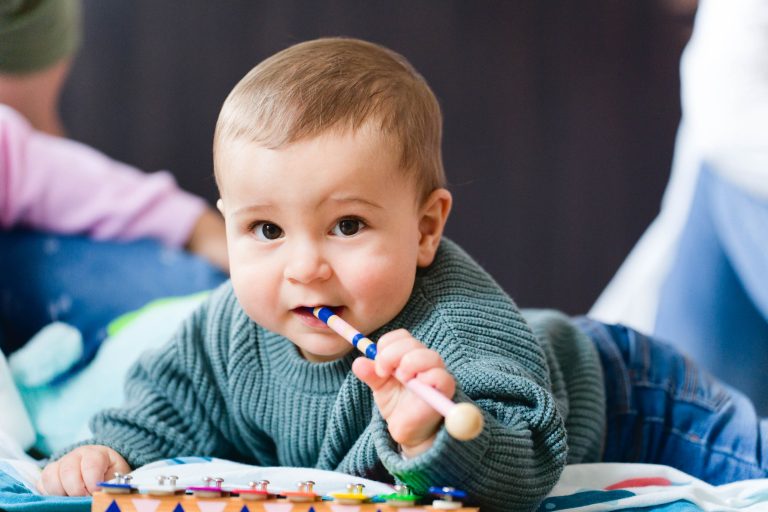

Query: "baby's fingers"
(375, 330), (421, 378)
(352, 357), (389, 391)
(58, 454), (90, 496)
(394, 348), (445, 383)
(81, 449), (113, 494)
(413, 367), (456, 399)
(39, 460), (65, 496)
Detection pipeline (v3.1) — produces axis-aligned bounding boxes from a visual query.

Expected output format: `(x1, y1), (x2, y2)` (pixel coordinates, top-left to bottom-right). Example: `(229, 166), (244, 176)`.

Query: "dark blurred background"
(61, 0), (696, 315)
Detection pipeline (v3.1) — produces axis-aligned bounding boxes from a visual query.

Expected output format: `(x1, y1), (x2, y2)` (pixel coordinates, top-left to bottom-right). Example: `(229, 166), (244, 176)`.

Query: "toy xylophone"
(92, 473), (480, 512)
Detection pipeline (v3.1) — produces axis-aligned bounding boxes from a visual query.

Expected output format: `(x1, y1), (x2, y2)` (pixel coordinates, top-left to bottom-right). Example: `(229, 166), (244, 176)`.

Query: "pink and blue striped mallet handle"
(311, 306), (484, 441)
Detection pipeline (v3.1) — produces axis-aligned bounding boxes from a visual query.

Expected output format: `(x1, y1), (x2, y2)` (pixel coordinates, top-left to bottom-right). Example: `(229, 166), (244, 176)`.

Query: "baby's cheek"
(350, 256), (393, 288)
(354, 261), (387, 289)
(350, 257), (415, 310)
(232, 266), (279, 316)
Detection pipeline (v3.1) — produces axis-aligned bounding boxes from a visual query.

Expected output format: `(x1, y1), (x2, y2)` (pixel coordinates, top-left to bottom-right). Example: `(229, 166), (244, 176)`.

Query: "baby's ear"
(417, 188), (452, 267)
(216, 198), (224, 214)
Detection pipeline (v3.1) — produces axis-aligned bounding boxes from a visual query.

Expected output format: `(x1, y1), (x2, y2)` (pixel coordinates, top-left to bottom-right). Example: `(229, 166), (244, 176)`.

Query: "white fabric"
(547, 463), (768, 511)
(8, 323), (82, 388)
(0, 429), (39, 494)
(124, 458), (395, 497)
(0, 458), (39, 497)
(590, 0), (768, 331)
(0, 351), (34, 450)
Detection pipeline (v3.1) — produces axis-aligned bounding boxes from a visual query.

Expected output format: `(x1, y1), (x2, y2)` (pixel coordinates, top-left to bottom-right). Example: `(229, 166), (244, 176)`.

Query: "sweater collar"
(260, 327), (356, 393)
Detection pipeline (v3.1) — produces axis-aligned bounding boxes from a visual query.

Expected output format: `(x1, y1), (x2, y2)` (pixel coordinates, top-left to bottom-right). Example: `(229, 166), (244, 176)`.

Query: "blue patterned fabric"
(0, 463), (89, 511)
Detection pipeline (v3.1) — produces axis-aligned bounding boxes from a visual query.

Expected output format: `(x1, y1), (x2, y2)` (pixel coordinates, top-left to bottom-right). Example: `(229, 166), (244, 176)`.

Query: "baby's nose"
(283, 244), (332, 283)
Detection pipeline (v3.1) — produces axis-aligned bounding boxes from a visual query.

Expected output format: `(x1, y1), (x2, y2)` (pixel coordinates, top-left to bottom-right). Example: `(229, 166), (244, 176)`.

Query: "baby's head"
(214, 37), (445, 203)
(214, 37), (452, 361)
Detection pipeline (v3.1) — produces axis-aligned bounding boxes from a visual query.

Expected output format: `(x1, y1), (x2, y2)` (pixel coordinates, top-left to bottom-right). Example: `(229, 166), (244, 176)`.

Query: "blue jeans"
(0, 230), (227, 381)
(576, 317), (768, 484)
(656, 166), (768, 415)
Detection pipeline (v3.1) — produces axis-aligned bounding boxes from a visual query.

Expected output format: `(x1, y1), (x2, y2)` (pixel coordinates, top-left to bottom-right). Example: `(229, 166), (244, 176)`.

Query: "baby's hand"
(38, 445), (130, 496)
(352, 329), (455, 457)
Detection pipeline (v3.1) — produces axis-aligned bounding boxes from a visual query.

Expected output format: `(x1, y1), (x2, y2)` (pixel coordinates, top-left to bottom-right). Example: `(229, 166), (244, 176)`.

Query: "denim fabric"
(575, 317), (768, 485)
(0, 229), (227, 381)
(655, 166), (768, 415)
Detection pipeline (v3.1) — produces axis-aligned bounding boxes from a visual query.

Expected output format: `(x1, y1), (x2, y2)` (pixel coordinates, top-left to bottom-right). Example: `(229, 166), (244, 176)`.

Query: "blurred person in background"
(591, 0), (768, 414)
(0, 0), (228, 394)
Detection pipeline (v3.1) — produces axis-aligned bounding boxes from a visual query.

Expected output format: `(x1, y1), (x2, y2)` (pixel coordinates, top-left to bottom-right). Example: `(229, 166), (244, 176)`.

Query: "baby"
(39, 37), (768, 512)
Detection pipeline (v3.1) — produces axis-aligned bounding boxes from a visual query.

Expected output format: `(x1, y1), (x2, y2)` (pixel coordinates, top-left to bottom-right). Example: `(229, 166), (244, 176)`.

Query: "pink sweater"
(0, 104), (206, 247)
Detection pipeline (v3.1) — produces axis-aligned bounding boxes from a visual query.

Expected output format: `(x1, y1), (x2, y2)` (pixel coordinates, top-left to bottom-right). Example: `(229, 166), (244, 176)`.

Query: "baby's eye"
(251, 222), (284, 241)
(331, 218), (365, 237)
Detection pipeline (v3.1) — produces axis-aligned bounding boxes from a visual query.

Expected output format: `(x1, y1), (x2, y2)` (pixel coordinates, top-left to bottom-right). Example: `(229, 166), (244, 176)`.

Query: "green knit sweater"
(85, 239), (605, 512)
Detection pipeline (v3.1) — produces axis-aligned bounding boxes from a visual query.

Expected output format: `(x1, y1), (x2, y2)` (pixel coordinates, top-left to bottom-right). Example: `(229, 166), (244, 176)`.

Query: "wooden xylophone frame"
(92, 490), (480, 511)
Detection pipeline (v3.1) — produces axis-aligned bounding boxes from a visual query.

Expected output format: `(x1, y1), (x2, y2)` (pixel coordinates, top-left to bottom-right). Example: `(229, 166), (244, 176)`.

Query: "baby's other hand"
(38, 445), (130, 496)
(352, 328), (455, 457)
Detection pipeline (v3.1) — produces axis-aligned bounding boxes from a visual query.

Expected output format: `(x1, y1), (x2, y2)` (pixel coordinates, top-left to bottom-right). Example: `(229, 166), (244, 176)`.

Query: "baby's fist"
(38, 445), (130, 496)
(353, 328), (456, 456)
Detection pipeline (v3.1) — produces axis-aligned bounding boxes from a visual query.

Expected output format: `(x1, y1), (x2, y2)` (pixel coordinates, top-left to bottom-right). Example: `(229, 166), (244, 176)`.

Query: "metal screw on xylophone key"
(283, 480), (319, 503)
(236, 479), (272, 501)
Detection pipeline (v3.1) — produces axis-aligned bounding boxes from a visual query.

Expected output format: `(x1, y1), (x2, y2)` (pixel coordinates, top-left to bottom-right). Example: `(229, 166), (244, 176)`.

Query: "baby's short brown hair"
(214, 37), (445, 201)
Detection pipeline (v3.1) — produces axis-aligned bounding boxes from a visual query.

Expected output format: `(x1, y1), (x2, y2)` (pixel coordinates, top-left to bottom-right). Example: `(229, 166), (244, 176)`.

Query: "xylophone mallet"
(310, 306), (484, 441)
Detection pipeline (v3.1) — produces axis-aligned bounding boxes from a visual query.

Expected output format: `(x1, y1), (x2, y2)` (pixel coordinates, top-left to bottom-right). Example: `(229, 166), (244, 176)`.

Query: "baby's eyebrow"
(323, 196), (384, 210)
(232, 203), (274, 216)
(230, 196), (382, 218)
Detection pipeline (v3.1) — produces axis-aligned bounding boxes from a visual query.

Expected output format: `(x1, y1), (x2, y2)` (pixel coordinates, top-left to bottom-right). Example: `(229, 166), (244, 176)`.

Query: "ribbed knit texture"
(81, 239), (605, 512)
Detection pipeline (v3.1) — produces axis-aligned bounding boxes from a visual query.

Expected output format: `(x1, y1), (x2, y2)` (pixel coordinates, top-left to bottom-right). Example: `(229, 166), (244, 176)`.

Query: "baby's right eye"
(251, 222), (284, 241)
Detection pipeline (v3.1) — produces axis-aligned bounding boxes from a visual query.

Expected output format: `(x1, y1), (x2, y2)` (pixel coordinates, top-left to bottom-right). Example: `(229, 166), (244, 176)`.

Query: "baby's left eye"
(332, 218), (365, 237)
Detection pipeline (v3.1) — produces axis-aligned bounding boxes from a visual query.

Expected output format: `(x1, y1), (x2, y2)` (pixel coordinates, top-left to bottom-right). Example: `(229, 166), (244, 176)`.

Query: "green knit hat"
(0, 0), (82, 73)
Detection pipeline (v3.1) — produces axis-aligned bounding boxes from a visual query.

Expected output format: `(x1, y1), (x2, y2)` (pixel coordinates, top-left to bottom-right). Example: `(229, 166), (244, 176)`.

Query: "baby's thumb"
(82, 449), (130, 494)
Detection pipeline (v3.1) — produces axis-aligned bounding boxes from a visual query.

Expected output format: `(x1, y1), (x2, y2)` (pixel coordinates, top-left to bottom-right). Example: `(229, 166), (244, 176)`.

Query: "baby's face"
(217, 127), (427, 362)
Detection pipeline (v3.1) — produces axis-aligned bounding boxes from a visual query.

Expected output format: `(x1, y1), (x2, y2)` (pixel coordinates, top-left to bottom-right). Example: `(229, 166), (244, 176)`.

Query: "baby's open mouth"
(292, 306), (345, 325)
(297, 305), (343, 315)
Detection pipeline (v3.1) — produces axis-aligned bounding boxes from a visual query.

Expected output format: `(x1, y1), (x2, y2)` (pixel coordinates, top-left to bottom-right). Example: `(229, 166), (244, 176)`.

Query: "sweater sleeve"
(373, 362), (566, 512)
(0, 104), (205, 246)
(72, 286), (241, 468)
(365, 240), (583, 512)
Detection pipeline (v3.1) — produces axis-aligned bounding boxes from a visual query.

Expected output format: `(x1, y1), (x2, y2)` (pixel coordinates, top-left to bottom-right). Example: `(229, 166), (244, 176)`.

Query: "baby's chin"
(277, 328), (351, 361)
(296, 341), (355, 363)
